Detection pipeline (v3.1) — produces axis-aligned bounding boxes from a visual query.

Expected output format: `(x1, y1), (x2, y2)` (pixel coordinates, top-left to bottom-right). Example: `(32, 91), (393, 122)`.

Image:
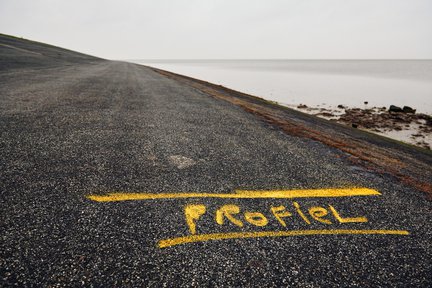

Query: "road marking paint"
(87, 187), (409, 248)
(158, 229), (410, 248)
(86, 187), (380, 202)
(185, 203), (369, 234)
(329, 205), (368, 223)
(270, 205), (292, 227)
(185, 204), (206, 234)
(215, 204), (244, 227)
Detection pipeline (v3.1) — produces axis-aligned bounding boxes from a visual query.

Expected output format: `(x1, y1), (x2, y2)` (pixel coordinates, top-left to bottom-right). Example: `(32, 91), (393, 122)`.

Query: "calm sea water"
(132, 60), (432, 114)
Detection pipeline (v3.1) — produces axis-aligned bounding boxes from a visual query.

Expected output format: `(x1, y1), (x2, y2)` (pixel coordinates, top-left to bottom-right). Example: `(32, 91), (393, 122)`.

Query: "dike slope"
(0, 33), (103, 71)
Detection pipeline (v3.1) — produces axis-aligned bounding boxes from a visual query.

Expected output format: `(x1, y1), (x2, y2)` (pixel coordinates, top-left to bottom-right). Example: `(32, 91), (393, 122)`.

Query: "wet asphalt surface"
(1, 38), (431, 287)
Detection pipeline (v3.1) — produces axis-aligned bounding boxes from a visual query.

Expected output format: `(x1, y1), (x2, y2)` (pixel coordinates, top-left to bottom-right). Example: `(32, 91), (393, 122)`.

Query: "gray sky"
(1, 0), (431, 60)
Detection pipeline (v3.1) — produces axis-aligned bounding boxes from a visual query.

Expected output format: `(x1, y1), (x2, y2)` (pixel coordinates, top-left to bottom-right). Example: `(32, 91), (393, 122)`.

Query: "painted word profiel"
(87, 188), (409, 248)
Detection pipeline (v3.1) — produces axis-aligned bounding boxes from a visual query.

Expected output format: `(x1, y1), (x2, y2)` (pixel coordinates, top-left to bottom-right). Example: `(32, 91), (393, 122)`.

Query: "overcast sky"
(1, 0), (431, 60)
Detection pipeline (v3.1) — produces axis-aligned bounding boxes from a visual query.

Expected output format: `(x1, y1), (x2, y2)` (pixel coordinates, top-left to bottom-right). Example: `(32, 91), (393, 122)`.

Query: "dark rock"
(297, 104), (308, 109)
(412, 134), (424, 138)
(389, 105), (403, 112)
(364, 101), (368, 105)
(337, 104), (345, 109)
(352, 123), (358, 128)
(316, 112), (335, 117)
(402, 106), (416, 113)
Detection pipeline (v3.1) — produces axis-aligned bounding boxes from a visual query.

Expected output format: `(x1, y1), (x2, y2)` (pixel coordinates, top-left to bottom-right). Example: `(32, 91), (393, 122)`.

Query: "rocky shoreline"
(294, 104), (432, 150)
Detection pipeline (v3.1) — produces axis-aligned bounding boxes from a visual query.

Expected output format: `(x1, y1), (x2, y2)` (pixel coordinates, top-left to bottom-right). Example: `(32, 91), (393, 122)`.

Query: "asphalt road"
(1, 35), (431, 287)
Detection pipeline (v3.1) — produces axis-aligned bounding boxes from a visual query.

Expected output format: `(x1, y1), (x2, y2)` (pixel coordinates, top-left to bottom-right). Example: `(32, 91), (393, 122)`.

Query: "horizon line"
(124, 58), (432, 61)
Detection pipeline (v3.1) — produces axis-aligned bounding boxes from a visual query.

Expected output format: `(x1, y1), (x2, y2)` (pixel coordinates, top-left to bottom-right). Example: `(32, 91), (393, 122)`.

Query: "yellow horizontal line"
(87, 188), (380, 202)
(158, 229), (409, 248)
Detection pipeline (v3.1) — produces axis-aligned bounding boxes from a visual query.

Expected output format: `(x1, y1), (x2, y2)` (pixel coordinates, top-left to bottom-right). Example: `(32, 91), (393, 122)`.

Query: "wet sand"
(288, 104), (432, 149)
